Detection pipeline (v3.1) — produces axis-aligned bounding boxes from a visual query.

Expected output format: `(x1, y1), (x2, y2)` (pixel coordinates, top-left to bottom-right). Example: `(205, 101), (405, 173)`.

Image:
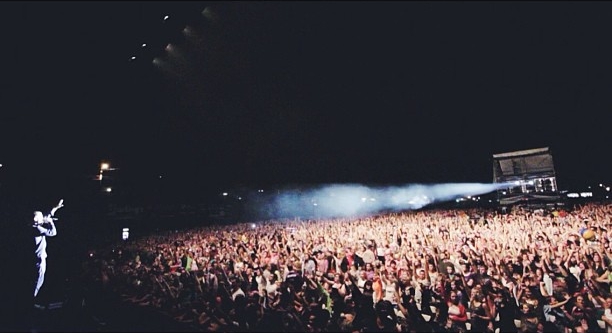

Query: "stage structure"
(493, 147), (560, 206)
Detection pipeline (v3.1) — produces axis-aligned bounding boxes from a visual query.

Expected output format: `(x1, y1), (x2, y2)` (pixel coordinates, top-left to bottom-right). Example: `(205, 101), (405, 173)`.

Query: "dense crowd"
(81, 202), (612, 332)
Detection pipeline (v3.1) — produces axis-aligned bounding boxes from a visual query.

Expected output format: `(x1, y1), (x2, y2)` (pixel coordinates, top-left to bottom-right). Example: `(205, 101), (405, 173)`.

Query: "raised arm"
(50, 199), (64, 217)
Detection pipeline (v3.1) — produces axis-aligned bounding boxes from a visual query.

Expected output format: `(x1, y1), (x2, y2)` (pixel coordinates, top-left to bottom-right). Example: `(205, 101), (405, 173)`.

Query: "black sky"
(1, 1), (611, 200)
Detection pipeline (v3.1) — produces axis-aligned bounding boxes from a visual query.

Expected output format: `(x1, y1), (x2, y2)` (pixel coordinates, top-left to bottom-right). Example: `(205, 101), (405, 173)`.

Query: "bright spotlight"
(163, 15), (170, 22)
(141, 43), (147, 48)
(101, 163), (110, 170)
(105, 187), (112, 193)
(130, 56), (136, 61)
(222, 192), (228, 196)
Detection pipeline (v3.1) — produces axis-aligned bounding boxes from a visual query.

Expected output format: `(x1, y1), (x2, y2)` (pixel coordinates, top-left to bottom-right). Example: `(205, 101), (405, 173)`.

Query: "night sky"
(1, 1), (611, 202)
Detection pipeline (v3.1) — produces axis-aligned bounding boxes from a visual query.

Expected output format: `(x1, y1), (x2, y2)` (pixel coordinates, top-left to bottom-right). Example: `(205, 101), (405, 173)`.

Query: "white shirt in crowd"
(604, 308), (612, 333)
(376, 246), (386, 258)
(232, 287), (245, 301)
(383, 280), (398, 305)
(265, 279), (278, 298)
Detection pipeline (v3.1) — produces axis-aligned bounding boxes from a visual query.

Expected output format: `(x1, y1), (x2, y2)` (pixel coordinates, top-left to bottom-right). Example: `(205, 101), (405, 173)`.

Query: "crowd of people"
(81, 201), (612, 332)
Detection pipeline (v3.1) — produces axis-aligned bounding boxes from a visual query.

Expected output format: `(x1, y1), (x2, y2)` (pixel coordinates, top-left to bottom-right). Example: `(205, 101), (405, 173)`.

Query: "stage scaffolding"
(493, 147), (560, 206)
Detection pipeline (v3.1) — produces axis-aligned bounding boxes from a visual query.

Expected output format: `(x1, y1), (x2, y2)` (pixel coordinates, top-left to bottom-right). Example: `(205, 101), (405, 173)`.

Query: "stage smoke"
(245, 182), (516, 220)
